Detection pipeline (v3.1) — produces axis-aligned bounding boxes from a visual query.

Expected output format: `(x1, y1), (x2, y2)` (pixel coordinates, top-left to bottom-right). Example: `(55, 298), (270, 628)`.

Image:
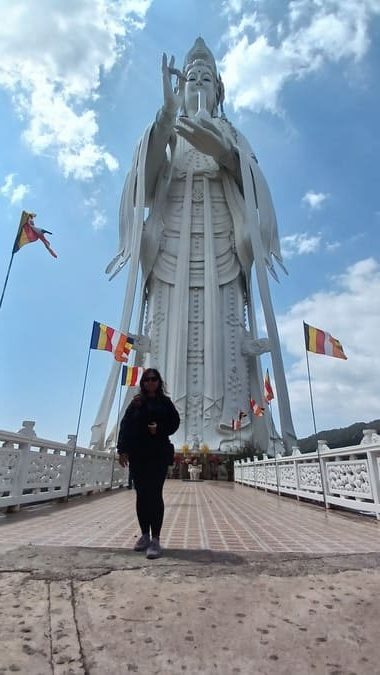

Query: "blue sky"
(1, 0), (380, 446)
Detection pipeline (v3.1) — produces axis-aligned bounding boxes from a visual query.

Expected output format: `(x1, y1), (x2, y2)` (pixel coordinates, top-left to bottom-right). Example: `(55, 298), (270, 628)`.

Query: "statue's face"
(184, 64), (216, 116)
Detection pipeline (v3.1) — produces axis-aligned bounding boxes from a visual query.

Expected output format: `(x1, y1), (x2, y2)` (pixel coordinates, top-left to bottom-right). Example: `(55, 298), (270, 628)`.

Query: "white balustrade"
(2, 422), (379, 520)
(234, 434), (380, 519)
(0, 424), (129, 511)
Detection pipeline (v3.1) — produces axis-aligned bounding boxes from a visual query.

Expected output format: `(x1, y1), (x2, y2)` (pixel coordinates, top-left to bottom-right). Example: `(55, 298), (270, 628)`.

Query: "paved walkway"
(0, 480), (379, 554)
(1, 482), (380, 674)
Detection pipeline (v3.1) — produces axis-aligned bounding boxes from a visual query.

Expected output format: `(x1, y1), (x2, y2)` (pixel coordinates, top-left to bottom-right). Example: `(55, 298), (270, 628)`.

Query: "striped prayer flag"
(303, 322), (347, 360)
(13, 211), (57, 258)
(231, 418), (241, 431)
(90, 321), (135, 362)
(249, 399), (265, 417)
(121, 365), (145, 386)
(264, 369), (274, 402)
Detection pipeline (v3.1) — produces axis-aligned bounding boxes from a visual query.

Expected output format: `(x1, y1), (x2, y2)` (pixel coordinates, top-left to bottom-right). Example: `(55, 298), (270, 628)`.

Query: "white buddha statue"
(91, 38), (297, 454)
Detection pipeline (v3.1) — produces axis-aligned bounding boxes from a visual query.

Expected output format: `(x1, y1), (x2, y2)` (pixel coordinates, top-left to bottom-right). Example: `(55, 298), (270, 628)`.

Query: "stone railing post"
(361, 429), (380, 445)
(361, 432), (380, 519)
(17, 420), (37, 439)
(60, 434), (77, 500)
(7, 421), (36, 512)
(317, 439), (330, 508)
(108, 447), (117, 489)
(291, 446), (301, 500)
(262, 454), (268, 491)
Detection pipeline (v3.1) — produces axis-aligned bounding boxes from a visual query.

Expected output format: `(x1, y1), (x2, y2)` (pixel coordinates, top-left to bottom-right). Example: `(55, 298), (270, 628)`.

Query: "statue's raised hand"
(174, 117), (233, 166)
(162, 53), (182, 115)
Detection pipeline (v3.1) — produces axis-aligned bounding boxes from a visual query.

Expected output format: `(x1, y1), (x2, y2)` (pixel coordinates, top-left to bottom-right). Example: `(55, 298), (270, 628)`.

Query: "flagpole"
(1, 214), (24, 310)
(110, 368), (124, 488)
(115, 369), (124, 445)
(269, 401), (280, 496)
(305, 345), (328, 509)
(250, 406), (254, 455)
(66, 344), (92, 498)
(305, 347), (318, 440)
(0, 252), (15, 310)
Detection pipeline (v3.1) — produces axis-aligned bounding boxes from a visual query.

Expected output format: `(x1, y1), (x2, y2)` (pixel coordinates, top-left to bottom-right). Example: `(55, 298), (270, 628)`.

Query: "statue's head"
(178, 37), (224, 117)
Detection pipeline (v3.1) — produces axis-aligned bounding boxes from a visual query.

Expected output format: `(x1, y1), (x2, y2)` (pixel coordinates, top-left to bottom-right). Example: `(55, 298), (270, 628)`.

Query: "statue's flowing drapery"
(91, 117), (296, 453)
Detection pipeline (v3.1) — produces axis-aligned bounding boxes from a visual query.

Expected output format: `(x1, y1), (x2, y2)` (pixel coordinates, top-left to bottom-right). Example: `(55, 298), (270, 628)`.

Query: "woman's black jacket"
(117, 394), (180, 466)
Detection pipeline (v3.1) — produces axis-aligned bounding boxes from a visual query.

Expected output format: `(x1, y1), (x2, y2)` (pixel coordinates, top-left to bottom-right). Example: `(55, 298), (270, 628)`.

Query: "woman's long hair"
(139, 368), (166, 398)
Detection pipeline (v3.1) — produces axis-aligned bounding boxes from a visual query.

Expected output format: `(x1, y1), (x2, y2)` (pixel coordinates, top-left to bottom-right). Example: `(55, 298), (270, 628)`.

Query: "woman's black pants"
(130, 462), (168, 538)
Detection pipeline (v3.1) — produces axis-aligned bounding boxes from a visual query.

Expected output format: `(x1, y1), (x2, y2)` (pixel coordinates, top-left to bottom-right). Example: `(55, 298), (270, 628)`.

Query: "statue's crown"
(183, 37), (217, 77)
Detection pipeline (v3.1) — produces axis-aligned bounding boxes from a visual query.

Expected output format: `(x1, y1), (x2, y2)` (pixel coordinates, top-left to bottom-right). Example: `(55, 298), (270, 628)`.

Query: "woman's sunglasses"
(143, 376), (159, 382)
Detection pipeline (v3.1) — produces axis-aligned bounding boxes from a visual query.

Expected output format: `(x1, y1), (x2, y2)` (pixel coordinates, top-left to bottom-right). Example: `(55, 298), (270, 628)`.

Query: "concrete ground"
(0, 481), (379, 674)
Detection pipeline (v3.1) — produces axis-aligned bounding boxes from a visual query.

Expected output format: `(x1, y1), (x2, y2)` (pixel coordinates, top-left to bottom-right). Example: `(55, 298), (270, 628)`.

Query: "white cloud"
(220, 34), (289, 112)
(220, 1), (380, 112)
(281, 232), (321, 258)
(277, 257), (380, 437)
(92, 211), (107, 231)
(83, 193), (107, 230)
(326, 240), (341, 252)
(222, 0), (245, 15)
(0, 0), (152, 180)
(226, 13), (262, 41)
(302, 191), (329, 209)
(0, 173), (30, 204)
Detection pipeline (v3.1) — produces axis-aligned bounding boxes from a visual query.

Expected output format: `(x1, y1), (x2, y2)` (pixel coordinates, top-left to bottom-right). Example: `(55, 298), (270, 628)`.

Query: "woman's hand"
(118, 453), (128, 468)
(147, 421), (158, 435)
(162, 53), (182, 116)
(174, 117), (234, 168)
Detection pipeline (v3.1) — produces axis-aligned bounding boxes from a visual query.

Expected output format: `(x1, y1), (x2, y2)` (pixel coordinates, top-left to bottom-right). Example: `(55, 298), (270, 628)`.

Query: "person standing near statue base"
(117, 369), (180, 559)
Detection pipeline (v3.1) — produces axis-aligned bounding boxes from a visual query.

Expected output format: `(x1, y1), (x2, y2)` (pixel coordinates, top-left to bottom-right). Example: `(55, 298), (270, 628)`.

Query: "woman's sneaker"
(146, 538), (162, 559)
(134, 534), (150, 551)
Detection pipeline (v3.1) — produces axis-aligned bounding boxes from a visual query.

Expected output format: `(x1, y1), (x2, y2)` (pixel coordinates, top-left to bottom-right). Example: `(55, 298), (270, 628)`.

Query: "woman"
(117, 368), (180, 559)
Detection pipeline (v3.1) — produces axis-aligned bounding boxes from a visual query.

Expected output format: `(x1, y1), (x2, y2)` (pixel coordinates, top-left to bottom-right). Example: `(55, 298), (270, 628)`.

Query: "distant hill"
(297, 419), (380, 452)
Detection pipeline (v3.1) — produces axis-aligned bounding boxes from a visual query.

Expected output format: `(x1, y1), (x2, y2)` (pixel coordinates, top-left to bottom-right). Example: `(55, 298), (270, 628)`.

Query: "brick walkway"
(0, 481), (379, 553)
